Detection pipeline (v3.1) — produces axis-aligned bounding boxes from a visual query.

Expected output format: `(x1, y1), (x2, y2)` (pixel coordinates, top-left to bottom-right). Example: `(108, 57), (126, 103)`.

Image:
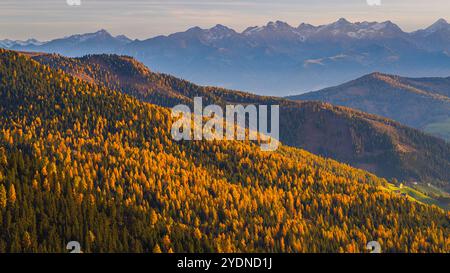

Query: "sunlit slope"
(0, 49), (448, 253)
(31, 53), (450, 191)
(288, 72), (450, 141)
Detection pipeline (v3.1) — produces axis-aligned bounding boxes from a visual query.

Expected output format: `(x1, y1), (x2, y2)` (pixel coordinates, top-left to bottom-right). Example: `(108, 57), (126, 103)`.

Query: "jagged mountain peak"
(92, 30), (131, 41)
(375, 20), (402, 30)
(297, 23), (316, 29)
(426, 18), (450, 32)
(185, 26), (203, 33)
(172, 24), (237, 41)
(412, 18), (450, 37)
(243, 20), (294, 35)
(432, 18), (448, 26)
(0, 38), (45, 48)
(207, 24), (237, 37)
(67, 29), (115, 41)
(266, 20), (293, 29)
(333, 17), (352, 26)
(95, 29), (110, 35)
(63, 29), (133, 45)
(210, 24), (233, 32)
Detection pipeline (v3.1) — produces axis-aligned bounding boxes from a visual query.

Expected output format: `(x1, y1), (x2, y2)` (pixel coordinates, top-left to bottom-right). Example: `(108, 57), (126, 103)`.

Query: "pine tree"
(153, 244), (162, 253)
(0, 185), (6, 208)
(8, 184), (16, 205)
(22, 232), (32, 251)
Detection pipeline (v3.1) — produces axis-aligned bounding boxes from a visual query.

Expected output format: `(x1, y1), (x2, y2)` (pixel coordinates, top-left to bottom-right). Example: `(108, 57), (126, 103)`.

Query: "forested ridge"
(0, 49), (448, 253)
(32, 53), (450, 191)
(287, 72), (450, 141)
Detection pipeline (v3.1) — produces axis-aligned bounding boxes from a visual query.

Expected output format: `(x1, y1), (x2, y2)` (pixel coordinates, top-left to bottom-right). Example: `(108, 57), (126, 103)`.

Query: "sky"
(1, 0), (449, 40)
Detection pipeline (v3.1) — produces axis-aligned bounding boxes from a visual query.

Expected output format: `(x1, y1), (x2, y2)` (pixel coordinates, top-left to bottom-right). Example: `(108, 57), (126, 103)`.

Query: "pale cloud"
(0, 0), (449, 40)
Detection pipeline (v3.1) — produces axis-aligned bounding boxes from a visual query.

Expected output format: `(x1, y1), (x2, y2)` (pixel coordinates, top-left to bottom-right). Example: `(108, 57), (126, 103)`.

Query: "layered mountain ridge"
(28, 52), (450, 193)
(0, 48), (449, 252)
(3, 18), (450, 95)
(288, 72), (450, 141)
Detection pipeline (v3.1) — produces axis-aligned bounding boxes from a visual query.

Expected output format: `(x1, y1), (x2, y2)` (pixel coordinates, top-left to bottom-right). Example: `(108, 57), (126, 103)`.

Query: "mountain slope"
(30, 53), (450, 192)
(6, 19), (450, 95)
(1, 49), (449, 253)
(411, 18), (450, 53)
(287, 72), (450, 141)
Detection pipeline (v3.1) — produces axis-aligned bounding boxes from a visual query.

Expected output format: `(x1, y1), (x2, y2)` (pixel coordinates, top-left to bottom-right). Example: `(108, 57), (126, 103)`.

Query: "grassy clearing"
(384, 183), (449, 210)
(424, 117), (450, 141)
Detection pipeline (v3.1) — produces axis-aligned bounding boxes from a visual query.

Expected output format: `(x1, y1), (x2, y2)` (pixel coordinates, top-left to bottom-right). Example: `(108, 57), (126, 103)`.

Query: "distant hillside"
(31, 53), (450, 192)
(2, 49), (448, 252)
(288, 72), (450, 141)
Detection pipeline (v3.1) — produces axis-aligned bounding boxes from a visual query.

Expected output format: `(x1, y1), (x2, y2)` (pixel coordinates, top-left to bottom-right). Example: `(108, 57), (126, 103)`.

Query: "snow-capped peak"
(242, 21), (294, 36)
(66, 29), (114, 42)
(0, 39), (16, 48)
(208, 24), (236, 36)
(314, 19), (403, 39)
(0, 38), (45, 48)
(324, 18), (352, 29)
(266, 21), (292, 30)
(297, 23), (317, 31)
(210, 24), (233, 32)
(335, 18), (351, 25)
(203, 24), (236, 40)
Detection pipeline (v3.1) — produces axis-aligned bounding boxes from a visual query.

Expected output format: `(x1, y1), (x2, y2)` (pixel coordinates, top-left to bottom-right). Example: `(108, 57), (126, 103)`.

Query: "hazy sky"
(1, 0), (449, 40)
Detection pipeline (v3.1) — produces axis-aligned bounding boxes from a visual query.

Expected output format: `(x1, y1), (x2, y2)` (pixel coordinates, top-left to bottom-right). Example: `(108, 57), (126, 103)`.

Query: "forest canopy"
(0, 49), (448, 253)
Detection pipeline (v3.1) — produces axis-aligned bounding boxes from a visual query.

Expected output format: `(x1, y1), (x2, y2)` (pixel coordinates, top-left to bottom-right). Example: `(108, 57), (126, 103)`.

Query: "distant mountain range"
(0, 38), (44, 48)
(1, 29), (132, 56)
(2, 18), (450, 95)
(29, 52), (450, 192)
(287, 72), (450, 141)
